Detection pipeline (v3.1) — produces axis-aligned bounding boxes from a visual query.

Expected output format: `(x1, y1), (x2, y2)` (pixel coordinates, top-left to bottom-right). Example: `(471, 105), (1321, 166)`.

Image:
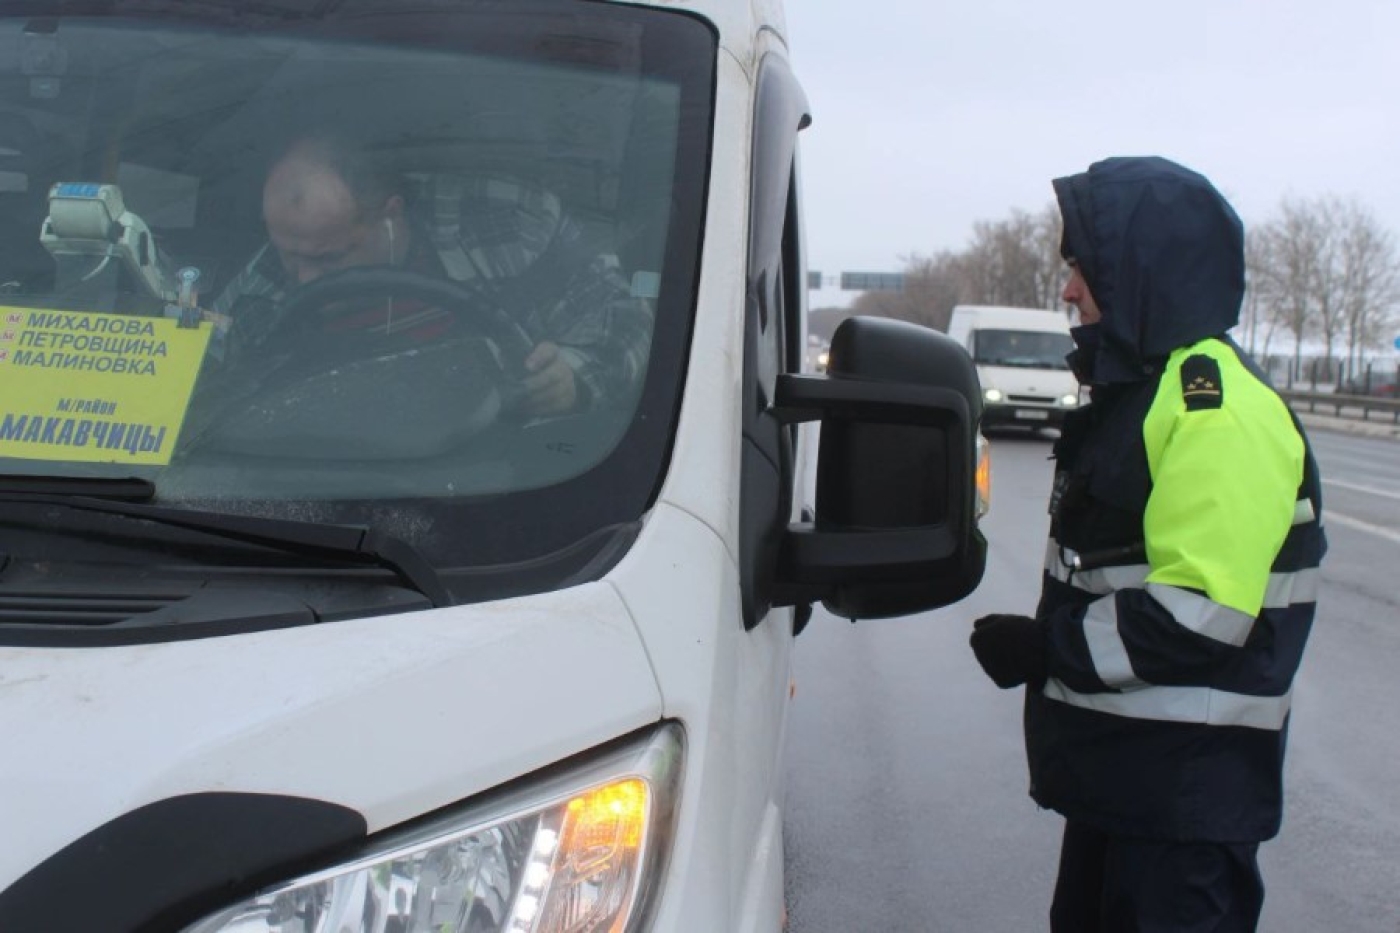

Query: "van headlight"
(183, 725), (683, 933)
(983, 388), (1004, 403)
(975, 433), (992, 519)
(1059, 393), (1078, 407)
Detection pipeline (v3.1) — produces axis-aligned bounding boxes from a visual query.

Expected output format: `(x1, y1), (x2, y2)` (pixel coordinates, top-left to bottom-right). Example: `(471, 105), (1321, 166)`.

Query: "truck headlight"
(183, 725), (682, 933)
(1059, 393), (1078, 407)
(983, 388), (1004, 403)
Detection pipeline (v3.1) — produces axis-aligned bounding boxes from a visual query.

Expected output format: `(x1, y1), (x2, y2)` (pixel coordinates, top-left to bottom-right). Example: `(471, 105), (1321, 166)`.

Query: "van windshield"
(0, 2), (714, 613)
(972, 329), (1074, 370)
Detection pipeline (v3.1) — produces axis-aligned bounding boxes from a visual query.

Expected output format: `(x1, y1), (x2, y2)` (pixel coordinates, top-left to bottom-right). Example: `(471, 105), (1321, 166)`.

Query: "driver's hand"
(522, 341), (579, 415)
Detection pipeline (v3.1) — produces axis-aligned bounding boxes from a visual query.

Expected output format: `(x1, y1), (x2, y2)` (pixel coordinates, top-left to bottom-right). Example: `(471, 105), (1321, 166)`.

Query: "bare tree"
(962, 215), (1032, 307)
(1251, 196), (1399, 383)
(1309, 199), (1346, 378)
(841, 195), (1396, 373)
(1029, 204), (1066, 313)
(1242, 229), (1279, 358)
(1251, 200), (1323, 379)
(1335, 200), (1400, 377)
(852, 203), (1067, 332)
(958, 206), (1064, 311)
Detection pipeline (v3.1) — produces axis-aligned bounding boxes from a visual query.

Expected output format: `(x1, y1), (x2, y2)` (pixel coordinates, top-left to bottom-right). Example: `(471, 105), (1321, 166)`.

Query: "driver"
(209, 133), (652, 417)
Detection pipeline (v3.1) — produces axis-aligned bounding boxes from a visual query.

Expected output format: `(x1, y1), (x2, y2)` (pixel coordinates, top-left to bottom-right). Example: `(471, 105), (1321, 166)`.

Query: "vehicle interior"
(0, 13), (683, 492)
(0, 5), (715, 593)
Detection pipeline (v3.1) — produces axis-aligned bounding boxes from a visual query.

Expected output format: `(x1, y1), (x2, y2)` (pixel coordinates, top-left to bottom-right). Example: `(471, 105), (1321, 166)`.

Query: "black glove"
(970, 614), (1047, 689)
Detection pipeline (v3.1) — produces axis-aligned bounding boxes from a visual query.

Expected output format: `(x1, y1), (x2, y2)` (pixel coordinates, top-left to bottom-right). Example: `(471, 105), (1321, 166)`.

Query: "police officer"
(969, 156), (1327, 932)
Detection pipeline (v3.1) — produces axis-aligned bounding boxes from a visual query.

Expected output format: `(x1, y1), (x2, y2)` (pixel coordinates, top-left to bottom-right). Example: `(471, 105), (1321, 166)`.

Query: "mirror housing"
(775, 316), (986, 619)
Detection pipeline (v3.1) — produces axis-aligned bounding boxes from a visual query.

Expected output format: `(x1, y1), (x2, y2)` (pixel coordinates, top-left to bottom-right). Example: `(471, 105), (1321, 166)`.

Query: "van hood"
(0, 580), (663, 893)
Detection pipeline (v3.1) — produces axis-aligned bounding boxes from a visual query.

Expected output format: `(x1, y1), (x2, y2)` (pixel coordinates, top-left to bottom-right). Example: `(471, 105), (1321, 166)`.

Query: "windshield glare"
(0, 6), (713, 571)
(972, 328), (1073, 370)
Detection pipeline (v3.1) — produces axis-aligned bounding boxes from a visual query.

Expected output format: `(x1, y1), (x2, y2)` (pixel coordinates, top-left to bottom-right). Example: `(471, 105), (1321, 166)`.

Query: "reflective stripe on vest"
(1042, 678), (1292, 731)
(1081, 596), (1143, 690)
(1045, 540), (1319, 609)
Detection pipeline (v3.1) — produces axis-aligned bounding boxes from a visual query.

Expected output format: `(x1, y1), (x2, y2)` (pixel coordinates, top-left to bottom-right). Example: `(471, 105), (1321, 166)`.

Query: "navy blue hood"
(1052, 156), (1244, 385)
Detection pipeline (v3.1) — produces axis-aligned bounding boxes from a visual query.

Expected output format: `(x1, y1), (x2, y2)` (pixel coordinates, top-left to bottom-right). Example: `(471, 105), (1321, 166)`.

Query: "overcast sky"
(784, 1), (1400, 312)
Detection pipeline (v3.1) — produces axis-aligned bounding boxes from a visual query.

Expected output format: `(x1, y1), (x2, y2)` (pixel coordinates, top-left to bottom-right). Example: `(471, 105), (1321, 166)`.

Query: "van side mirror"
(774, 316), (986, 619)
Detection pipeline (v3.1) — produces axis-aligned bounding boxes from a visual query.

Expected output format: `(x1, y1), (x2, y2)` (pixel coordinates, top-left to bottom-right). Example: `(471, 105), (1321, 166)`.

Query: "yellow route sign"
(0, 305), (211, 466)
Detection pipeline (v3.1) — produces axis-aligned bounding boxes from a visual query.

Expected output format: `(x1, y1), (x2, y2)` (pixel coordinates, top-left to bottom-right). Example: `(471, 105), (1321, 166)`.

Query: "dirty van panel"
(0, 2), (718, 633)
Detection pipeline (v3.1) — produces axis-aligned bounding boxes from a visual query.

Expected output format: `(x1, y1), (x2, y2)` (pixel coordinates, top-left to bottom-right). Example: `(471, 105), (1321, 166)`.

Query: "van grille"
(1007, 394), (1054, 405)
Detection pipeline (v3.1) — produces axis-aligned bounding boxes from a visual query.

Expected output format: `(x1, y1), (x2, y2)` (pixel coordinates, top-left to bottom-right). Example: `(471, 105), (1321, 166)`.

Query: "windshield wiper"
(0, 492), (452, 608)
(0, 475), (156, 501)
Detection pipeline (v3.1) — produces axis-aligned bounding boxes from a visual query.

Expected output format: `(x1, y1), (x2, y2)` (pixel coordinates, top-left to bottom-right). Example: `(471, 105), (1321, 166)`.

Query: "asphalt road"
(784, 424), (1400, 932)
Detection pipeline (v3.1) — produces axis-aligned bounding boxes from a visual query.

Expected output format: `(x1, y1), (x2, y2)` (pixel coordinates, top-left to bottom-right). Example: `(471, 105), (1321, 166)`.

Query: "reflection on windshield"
(0, 5), (713, 570)
(972, 328), (1073, 370)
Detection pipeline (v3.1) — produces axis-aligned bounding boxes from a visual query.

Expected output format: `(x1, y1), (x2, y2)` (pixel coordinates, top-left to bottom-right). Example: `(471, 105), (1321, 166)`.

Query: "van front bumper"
(982, 403), (1071, 429)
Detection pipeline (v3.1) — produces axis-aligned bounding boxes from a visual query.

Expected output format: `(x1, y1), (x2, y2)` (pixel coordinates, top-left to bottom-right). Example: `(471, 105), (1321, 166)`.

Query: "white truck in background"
(947, 304), (1081, 431)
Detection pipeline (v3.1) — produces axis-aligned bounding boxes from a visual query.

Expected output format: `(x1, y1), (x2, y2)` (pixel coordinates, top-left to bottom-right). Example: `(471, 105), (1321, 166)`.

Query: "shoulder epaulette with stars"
(1181, 354), (1223, 411)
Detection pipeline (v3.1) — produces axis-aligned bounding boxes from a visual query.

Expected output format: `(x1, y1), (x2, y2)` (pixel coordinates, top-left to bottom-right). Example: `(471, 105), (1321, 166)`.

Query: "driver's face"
(263, 155), (393, 286)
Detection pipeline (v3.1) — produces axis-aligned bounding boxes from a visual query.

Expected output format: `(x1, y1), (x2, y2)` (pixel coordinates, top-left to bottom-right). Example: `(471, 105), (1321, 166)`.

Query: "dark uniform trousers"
(1050, 821), (1264, 933)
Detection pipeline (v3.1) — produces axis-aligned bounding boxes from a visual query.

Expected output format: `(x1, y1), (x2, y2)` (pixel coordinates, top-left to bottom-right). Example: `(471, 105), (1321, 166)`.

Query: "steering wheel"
(179, 267), (536, 462)
(270, 266), (536, 375)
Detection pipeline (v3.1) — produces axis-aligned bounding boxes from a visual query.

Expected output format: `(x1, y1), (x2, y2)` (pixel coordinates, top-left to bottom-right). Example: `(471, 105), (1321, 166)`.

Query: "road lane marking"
(1315, 445), (1400, 465)
(1314, 458), (1400, 480)
(1324, 511), (1400, 545)
(1323, 478), (1400, 502)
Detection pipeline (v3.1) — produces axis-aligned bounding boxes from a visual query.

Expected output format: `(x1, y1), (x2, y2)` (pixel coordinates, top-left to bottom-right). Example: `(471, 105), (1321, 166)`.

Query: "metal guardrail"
(1279, 389), (1400, 424)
